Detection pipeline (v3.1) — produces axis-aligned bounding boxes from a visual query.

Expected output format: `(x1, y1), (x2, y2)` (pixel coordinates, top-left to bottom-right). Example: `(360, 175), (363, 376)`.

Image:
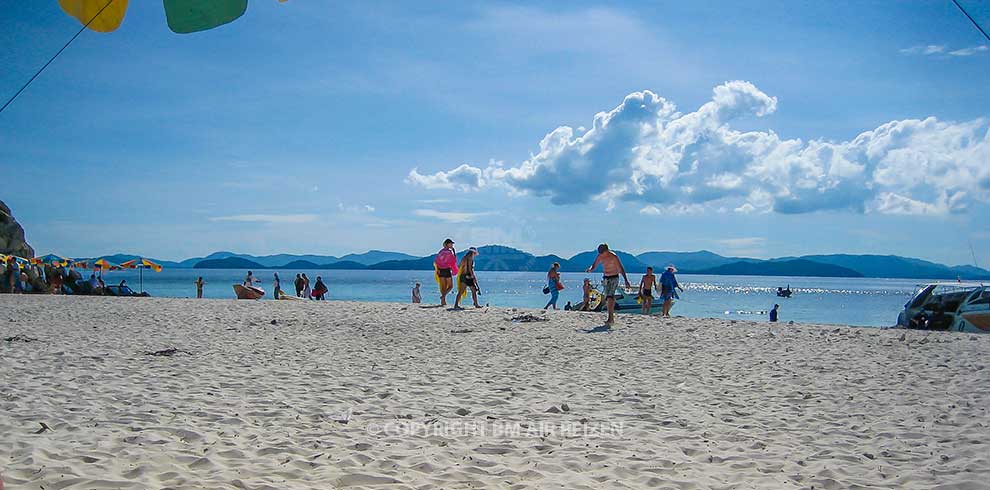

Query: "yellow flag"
(58, 0), (129, 33)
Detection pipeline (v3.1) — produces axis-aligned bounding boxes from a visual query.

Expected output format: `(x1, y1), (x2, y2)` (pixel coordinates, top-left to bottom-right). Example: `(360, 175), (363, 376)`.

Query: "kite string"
(0, 0), (116, 115)
(951, 0), (990, 42)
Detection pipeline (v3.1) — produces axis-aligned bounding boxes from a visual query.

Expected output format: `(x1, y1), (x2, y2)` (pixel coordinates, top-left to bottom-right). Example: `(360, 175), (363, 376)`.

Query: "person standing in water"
(195, 276), (205, 298)
(273, 273), (282, 299)
(659, 265), (683, 318)
(434, 238), (458, 306)
(294, 273), (304, 297)
(313, 276), (328, 300)
(412, 282), (421, 303)
(454, 247), (482, 309)
(586, 243), (631, 326)
(770, 304), (779, 322)
(639, 266), (657, 314)
(301, 273), (311, 299)
(544, 262), (562, 310)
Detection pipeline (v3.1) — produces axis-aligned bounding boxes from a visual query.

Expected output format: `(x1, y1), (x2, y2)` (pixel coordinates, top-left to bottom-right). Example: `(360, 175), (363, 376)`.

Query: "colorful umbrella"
(58, 0), (289, 35)
(91, 258), (119, 271)
(32, 254), (72, 267)
(119, 258), (163, 293)
(2, 255), (31, 269)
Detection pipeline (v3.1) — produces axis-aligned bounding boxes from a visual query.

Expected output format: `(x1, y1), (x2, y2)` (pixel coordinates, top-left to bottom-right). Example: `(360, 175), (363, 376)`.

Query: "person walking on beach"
(544, 262), (562, 310)
(313, 276), (328, 300)
(294, 274), (304, 297)
(195, 276), (205, 298)
(301, 273), (311, 299)
(586, 243), (631, 326)
(434, 238), (458, 306)
(412, 282), (421, 304)
(273, 272), (282, 300)
(454, 247), (482, 309)
(659, 265), (683, 318)
(770, 304), (779, 322)
(639, 266), (657, 314)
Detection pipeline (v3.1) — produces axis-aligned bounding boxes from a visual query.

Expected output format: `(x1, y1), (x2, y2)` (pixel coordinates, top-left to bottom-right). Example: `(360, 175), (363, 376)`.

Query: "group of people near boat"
(428, 240), (685, 325)
(235, 271), (329, 300)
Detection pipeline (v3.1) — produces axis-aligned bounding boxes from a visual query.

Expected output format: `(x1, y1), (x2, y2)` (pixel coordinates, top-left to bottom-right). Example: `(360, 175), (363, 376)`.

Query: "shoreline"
(2, 295), (987, 489)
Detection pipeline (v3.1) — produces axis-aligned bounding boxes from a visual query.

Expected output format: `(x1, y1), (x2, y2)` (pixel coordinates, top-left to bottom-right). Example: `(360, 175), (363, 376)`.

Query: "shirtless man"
(639, 266), (656, 314)
(586, 243), (631, 326)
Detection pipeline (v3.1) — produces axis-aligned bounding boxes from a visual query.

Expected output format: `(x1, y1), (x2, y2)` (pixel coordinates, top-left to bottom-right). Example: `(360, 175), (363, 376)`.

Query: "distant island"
(94, 245), (990, 280)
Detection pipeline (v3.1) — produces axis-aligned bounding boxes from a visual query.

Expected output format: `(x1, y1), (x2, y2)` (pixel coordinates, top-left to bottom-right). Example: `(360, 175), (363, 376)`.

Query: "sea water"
(96, 268), (923, 327)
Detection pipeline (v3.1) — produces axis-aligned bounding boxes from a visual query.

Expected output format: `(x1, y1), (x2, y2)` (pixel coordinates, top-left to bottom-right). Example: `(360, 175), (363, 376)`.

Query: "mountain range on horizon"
(89, 246), (990, 280)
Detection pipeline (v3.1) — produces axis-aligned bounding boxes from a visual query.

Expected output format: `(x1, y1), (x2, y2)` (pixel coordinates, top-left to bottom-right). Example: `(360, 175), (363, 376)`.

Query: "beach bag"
(542, 285), (551, 294)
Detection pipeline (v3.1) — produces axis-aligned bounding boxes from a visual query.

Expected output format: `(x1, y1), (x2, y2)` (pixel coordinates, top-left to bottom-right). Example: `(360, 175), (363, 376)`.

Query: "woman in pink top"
(435, 238), (458, 306)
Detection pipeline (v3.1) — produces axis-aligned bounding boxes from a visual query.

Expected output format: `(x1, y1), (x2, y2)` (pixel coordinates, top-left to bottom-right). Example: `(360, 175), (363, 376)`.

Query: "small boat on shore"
(896, 282), (989, 333)
(233, 284), (265, 300)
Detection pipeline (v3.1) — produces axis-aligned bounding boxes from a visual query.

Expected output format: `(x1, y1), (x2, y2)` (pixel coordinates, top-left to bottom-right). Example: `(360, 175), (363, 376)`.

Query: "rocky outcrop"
(0, 200), (33, 258)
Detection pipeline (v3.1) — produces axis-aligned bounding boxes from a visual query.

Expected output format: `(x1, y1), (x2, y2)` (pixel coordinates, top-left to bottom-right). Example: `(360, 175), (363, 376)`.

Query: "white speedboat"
(896, 282), (990, 333)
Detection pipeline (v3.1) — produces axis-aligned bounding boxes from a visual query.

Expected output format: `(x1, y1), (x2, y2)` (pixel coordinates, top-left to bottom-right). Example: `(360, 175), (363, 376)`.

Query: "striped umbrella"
(119, 258), (163, 293)
(2, 255), (31, 269)
(91, 258), (119, 272)
(32, 254), (72, 267)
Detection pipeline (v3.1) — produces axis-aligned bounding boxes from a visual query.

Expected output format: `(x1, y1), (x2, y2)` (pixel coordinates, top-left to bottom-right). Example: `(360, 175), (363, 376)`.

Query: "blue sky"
(2, 1), (989, 265)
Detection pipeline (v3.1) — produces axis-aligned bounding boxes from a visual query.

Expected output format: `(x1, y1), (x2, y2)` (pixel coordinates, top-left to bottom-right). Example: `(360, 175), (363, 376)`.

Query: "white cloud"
(406, 164), (485, 191)
(338, 203), (375, 214)
(408, 81), (990, 216)
(900, 44), (988, 57)
(209, 214), (318, 224)
(900, 44), (946, 55)
(948, 45), (989, 56)
(413, 209), (491, 223)
(717, 237), (767, 248)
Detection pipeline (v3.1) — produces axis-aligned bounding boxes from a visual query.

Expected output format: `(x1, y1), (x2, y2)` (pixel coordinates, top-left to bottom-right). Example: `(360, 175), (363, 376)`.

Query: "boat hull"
(233, 284), (265, 300)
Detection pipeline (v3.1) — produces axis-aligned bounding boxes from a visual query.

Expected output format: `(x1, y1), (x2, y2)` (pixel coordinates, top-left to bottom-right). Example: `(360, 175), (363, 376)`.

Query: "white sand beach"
(1, 295), (988, 489)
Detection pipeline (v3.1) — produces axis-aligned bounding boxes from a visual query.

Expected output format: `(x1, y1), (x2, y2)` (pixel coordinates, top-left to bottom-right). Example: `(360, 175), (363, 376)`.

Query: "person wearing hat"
(454, 247), (482, 309)
(434, 238), (458, 306)
(659, 264), (684, 317)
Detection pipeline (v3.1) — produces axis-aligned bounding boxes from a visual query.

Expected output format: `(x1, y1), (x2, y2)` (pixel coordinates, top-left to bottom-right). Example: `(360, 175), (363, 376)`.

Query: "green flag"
(163, 0), (248, 34)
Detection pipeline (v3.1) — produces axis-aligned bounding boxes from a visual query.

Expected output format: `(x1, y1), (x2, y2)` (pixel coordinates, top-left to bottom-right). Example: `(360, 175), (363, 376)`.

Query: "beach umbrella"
(91, 258), (119, 274)
(119, 258), (163, 293)
(32, 254), (72, 267)
(58, 0), (289, 35)
(2, 256), (31, 269)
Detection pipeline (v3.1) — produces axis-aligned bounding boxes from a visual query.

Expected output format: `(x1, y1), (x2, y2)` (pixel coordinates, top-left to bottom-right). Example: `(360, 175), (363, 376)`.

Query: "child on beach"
(412, 282), (421, 303)
(639, 266), (656, 314)
(195, 277), (205, 298)
(586, 243), (631, 326)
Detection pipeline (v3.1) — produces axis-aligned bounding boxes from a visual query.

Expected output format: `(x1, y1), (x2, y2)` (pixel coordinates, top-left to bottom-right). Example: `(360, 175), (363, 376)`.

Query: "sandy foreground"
(0, 295), (988, 490)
